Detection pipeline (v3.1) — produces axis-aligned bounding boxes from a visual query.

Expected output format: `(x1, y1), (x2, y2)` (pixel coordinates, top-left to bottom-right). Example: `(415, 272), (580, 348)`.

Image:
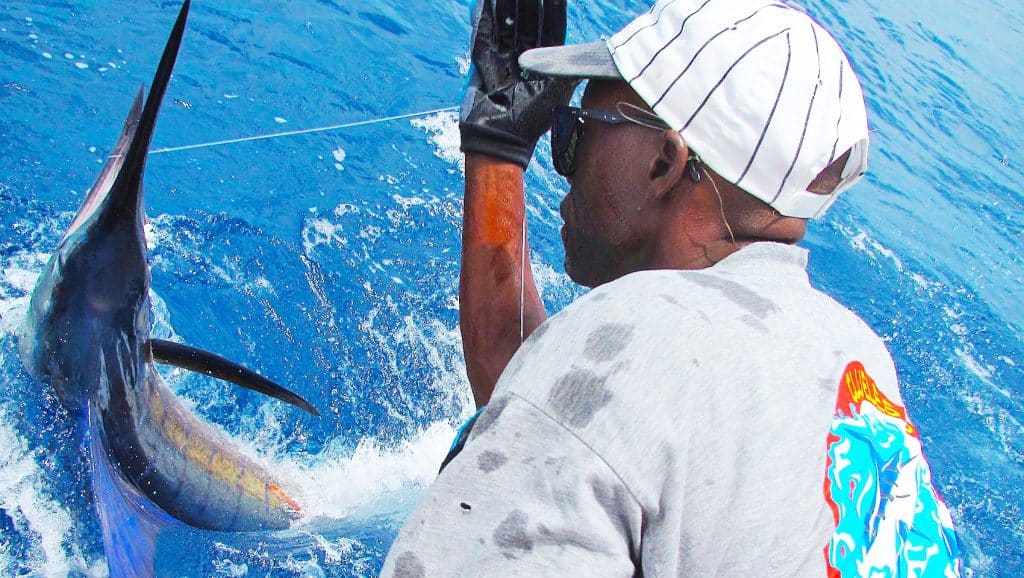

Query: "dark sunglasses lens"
(551, 108), (580, 176)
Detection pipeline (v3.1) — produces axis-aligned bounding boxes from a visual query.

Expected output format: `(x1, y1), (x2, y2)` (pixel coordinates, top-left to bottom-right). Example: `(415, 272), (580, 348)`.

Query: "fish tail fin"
(87, 405), (181, 578)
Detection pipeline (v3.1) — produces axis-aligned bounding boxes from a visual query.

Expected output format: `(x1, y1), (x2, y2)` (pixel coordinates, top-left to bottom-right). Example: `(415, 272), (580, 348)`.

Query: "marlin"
(17, 1), (318, 572)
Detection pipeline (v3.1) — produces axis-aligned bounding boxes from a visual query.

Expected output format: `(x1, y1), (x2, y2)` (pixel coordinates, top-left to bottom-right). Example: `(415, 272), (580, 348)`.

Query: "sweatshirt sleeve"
(380, 394), (641, 577)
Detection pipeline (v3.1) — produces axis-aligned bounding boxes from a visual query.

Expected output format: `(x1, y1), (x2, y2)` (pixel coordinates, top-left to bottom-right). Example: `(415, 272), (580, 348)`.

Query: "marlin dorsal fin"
(151, 339), (320, 416)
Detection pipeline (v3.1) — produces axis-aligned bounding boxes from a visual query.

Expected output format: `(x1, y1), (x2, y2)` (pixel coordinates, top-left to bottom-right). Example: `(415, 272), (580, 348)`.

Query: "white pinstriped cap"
(520, 0), (870, 219)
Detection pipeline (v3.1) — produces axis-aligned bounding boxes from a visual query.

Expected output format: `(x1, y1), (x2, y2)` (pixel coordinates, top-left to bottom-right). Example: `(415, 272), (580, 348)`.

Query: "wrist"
(459, 123), (536, 169)
(465, 152), (526, 175)
(465, 154), (526, 196)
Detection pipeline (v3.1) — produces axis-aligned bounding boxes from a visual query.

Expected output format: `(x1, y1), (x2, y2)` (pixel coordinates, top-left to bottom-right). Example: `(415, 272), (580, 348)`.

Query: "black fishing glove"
(460, 0), (578, 169)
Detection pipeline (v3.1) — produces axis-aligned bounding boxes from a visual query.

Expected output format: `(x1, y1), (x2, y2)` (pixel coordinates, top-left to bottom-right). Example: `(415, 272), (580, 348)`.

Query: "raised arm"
(457, 0), (575, 407)
(460, 154), (546, 407)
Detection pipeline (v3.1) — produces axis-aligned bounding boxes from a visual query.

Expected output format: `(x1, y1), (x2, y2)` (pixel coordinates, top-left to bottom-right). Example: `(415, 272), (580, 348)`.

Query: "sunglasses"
(550, 102), (673, 177)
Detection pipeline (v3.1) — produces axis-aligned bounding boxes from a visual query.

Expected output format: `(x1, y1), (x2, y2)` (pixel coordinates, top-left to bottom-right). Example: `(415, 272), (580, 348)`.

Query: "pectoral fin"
(151, 339), (320, 416)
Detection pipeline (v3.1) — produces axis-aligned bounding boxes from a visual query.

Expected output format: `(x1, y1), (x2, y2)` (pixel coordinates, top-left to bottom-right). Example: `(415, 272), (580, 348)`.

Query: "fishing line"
(704, 166), (737, 245)
(520, 215), (527, 344)
(148, 105), (459, 155)
(144, 101), (537, 345)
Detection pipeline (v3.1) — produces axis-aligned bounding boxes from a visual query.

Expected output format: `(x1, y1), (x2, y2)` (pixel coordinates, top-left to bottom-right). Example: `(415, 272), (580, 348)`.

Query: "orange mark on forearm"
(464, 155), (526, 247)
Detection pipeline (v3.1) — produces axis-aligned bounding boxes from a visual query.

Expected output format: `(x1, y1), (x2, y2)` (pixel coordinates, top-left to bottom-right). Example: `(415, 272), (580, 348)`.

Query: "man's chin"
(563, 257), (599, 289)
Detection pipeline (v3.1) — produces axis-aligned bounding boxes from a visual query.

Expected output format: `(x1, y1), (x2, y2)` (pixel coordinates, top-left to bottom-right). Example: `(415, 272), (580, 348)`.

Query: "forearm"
(460, 154), (546, 407)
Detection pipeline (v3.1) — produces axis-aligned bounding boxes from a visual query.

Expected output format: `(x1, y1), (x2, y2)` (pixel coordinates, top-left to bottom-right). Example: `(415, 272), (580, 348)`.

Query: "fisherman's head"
(521, 0), (870, 287)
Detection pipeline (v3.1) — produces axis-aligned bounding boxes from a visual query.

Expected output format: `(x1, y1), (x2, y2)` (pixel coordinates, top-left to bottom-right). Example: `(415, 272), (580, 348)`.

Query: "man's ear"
(647, 130), (689, 201)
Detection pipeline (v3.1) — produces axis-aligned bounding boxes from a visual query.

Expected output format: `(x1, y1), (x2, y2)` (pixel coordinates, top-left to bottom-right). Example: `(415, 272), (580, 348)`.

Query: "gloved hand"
(460, 0), (578, 169)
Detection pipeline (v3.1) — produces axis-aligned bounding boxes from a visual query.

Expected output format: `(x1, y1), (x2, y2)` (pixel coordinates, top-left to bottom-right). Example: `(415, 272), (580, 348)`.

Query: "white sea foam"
(410, 111), (462, 174)
(0, 248), (102, 575)
(396, 314), (469, 408)
(333, 203), (359, 217)
(0, 208), (54, 330)
(0, 399), (109, 576)
(955, 348), (995, 381)
(0, 403), (77, 577)
(302, 215), (347, 254)
(358, 224), (381, 243)
(331, 147), (346, 171)
(144, 214), (179, 251)
(315, 534), (357, 564)
(392, 194), (427, 210)
(282, 420), (456, 522)
(456, 55), (470, 76)
(241, 206), (471, 521)
(0, 253), (46, 336)
(166, 362), (464, 528)
(838, 223), (906, 273)
(211, 557), (248, 577)
(143, 222), (158, 251)
(910, 272), (939, 291)
(141, 254), (467, 524)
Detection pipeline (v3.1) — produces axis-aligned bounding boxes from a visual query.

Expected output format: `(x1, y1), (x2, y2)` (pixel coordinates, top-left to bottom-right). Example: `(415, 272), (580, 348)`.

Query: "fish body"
(17, 0), (308, 540)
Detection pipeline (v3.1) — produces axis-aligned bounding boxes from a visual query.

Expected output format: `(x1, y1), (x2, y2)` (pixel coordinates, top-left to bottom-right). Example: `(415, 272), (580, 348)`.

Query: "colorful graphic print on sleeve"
(824, 362), (962, 577)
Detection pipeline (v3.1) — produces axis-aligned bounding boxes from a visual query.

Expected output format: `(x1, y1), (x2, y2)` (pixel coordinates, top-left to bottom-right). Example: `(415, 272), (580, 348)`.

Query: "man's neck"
(652, 237), (752, 271)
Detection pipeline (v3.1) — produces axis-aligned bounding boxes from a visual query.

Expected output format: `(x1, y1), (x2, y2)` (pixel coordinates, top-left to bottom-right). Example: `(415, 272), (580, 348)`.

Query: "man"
(383, 0), (962, 575)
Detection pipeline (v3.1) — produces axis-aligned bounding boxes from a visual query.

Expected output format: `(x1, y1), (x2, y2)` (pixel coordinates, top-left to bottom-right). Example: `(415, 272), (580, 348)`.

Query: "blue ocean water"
(0, 0), (1020, 575)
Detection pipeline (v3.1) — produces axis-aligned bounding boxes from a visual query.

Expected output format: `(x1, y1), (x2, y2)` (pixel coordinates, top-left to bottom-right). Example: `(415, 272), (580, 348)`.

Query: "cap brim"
(518, 41), (622, 80)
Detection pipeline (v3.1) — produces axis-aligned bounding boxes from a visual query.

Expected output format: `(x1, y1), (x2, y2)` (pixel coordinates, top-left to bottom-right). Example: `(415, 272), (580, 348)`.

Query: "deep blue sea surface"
(0, 0), (1020, 575)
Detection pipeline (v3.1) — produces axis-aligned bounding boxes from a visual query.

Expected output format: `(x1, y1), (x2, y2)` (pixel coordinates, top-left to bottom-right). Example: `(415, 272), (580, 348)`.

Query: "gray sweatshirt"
(381, 243), (961, 577)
